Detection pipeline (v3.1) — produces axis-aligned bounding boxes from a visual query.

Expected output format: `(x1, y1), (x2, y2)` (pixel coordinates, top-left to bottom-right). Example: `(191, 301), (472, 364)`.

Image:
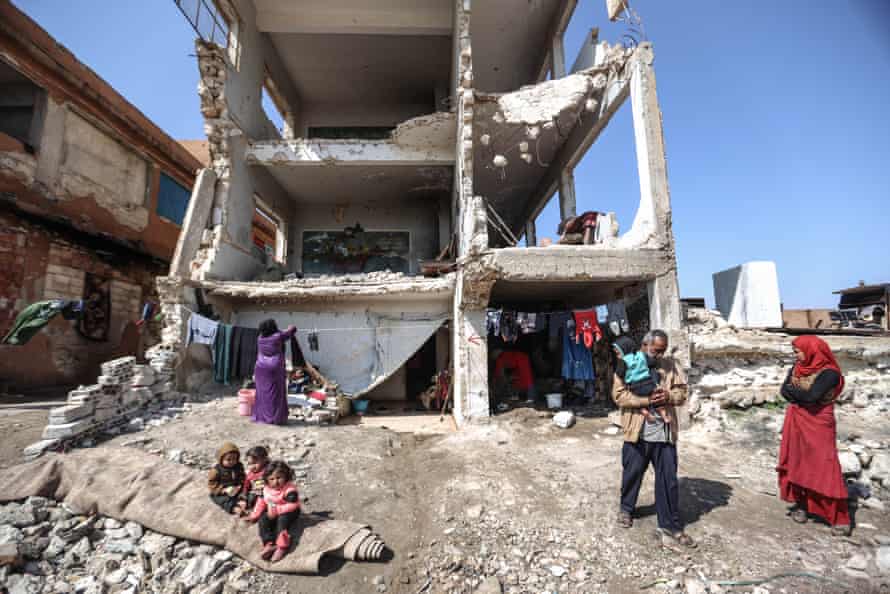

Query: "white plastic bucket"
(545, 393), (563, 409)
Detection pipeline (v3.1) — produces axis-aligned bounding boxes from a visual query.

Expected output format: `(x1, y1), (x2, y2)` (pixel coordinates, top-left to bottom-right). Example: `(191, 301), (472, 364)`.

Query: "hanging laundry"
(547, 312), (572, 340)
(187, 312), (219, 347)
(561, 329), (595, 381)
(573, 309), (603, 349)
(213, 323), (233, 383)
(308, 331), (319, 352)
(61, 300), (84, 321)
(290, 335), (306, 368)
(606, 301), (630, 336)
(486, 309), (502, 336)
(230, 326), (260, 380)
(517, 312), (539, 334)
(1, 300), (69, 346)
(499, 310), (519, 343)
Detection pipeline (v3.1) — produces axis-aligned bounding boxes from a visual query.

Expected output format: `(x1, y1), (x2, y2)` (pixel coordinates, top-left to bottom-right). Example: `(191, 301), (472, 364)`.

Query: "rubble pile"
(24, 345), (182, 460)
(0, 497), (255, 594)
(684, 309), (890, 423)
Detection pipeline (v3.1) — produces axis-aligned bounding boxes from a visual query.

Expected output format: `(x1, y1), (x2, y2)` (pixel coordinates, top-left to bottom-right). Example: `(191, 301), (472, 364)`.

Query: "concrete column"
(629, 43), (673, 246)
(438, 194), (452, 253)
(558, 169), (577, 221)
(451, 301), (489, 425)
(169, 168), (217, 279)
(551, 33), (566, 79)
(525, 220), (537, 247)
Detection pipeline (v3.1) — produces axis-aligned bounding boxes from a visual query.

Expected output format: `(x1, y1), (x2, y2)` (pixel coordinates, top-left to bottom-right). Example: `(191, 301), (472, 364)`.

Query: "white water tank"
(712, 261), (782, 328)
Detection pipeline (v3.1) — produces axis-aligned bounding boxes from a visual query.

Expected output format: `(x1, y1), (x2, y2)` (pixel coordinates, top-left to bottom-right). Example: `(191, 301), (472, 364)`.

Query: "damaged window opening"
(156, 173), (191, 226)
(252, 198), (285, 265)
(261, 80), (286, 136)
(0, 59), (45, 150)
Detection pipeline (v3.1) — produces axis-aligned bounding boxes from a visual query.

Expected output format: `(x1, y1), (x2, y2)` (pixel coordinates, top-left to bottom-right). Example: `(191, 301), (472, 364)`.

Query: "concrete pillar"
(438, 194), (452, 253)
(169, 168), (218, 279)
(451, 302), (489, 425)
(551, 33), (566, 79)
(525, 220), (537, 247)
(629, 43), (674, 246)
(558, 169), (577, 221)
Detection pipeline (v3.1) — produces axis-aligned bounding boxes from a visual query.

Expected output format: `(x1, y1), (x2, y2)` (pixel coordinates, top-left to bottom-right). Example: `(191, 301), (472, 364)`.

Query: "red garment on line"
(573, 310), (603, 349)
(494, 351), (534, 390)
(777, 402), (850, 526)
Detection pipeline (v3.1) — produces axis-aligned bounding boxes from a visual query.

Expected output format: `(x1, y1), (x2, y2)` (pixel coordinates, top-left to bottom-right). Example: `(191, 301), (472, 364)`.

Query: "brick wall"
(0, 209), (168, 389)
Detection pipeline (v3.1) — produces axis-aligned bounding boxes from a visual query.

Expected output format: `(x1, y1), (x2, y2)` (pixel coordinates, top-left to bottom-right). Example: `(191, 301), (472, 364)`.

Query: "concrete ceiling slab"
(490, 279), (636, 307)
(471, 0), (562, 93)
(258, 163), (453, 205)
(253, 0), (452, 35)
(270, 33), (451, 106)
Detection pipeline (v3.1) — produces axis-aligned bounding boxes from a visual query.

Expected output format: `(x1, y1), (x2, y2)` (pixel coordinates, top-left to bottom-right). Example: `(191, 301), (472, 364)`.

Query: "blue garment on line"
(561, 331), (595, 380)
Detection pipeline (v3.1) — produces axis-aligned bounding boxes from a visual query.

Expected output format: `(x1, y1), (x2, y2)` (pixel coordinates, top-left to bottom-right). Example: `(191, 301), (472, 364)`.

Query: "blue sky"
(14, 0), (890, 308)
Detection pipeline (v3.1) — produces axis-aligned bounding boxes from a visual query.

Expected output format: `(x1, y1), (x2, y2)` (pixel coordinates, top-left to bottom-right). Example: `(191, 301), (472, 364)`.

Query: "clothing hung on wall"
(1, 300), (79, 346)
(606, 301), (630, 336)
(187, 313), (219, 348)
(213, 323), (233, 384)
(561, 329), (595, 381)
(231, 326), (260, 381)
(573, 309), (603, 349)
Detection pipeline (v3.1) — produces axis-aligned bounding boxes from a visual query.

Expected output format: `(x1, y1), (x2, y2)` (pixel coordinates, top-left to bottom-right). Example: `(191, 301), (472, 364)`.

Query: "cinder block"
(42, 420), (90, 440)
(48, 404), (93, 424)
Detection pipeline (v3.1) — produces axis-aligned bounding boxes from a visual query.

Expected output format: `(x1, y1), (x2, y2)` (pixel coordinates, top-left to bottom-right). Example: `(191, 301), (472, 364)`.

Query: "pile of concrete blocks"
(24, 347), (181, 459)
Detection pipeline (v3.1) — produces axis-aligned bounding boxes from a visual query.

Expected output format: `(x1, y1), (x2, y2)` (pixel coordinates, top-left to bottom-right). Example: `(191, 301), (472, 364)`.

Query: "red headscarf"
(792, 335), (845, 397)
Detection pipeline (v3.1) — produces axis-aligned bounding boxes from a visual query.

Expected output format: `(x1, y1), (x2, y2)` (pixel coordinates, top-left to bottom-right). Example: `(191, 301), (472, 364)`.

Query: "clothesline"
(182, 306), (445, 334)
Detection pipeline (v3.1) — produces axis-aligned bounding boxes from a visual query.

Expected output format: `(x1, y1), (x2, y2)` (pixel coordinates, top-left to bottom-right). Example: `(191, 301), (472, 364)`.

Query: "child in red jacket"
(241, 445), (270, 512)
(244, 460), (301, 562)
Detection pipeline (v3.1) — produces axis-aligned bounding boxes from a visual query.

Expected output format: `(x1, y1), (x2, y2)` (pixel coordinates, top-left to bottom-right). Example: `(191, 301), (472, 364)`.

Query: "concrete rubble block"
(0, 542), (21, 567)
(42, 420), (91, 440)
(839, 451), (862, 476)
(47, 404), (93, 424)
(23, 439), (59, 460)
(552, 411), (575, 429)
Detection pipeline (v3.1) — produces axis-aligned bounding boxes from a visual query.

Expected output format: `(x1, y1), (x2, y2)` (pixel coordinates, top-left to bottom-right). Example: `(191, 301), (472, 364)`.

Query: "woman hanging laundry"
(252, 319), (297, 425)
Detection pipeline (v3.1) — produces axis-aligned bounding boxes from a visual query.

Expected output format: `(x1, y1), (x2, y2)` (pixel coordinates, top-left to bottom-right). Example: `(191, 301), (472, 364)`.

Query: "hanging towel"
(231, 326), (260, 380)
(213, 324), (233, 384)
(517, 312), (539, 334)
(1, 300), (68, 346)
(290, 335), (306, 369)
(187, 313), (219, 347)
(573, 310), (603, 349)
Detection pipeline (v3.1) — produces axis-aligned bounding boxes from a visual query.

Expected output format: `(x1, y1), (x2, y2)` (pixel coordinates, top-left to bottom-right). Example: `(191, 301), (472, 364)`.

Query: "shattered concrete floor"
(2, 393), (889, 594)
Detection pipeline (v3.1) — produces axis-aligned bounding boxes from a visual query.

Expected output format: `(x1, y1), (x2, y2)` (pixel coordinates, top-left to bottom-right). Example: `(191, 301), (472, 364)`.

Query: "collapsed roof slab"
(479, 246), (673, 283)
(473, 52), (631, 239)
(196, 273), (455, 303)
(245, 112), (456, 167)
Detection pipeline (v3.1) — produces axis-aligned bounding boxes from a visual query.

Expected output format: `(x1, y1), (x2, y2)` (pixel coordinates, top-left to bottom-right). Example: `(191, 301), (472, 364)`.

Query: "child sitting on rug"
(244, 460), (301, 562)
(208, 442), (247, 516)
(241, 445), (270, 512)
(613, 336), (669, 424)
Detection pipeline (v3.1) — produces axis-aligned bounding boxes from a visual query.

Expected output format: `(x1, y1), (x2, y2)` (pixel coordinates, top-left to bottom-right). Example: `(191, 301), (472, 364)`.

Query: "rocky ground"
(1, 390), (890, 594)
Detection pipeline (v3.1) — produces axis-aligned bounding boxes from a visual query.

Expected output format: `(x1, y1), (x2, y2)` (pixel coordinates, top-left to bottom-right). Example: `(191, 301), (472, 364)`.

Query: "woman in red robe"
(777, 335), (850, 535)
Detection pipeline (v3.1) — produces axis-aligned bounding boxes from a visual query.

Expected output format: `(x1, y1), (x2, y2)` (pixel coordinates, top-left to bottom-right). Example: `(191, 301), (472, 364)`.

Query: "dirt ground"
(11, 392), (866, 594)
(0, 390), (67, 470)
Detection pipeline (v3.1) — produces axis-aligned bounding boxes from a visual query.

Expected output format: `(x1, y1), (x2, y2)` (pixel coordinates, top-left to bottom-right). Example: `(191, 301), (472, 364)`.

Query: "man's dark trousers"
(620, 440), (681, 533)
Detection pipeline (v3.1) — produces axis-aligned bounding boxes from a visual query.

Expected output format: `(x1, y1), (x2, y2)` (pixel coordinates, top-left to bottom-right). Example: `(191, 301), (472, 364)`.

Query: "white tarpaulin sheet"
(234, 310), (448, 396)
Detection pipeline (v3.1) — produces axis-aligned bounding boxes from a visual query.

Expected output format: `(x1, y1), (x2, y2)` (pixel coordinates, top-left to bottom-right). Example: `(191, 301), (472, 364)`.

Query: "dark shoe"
(270, 547), (287, 563)
(789, 507), (808, 524)
(617, 511), (633, 528)
(659, 529), (697, 551)
(260, 542), (276, 560)
(831, 524), (852, 537)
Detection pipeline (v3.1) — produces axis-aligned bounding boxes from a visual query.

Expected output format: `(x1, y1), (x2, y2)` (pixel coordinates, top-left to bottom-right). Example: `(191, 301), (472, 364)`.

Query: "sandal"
(617, 511), (633, 528)
(659, 530), (696, 552)
(831, 524), (852, 537)
(789, 508), (808, 524)
(675, 532), (697, 548)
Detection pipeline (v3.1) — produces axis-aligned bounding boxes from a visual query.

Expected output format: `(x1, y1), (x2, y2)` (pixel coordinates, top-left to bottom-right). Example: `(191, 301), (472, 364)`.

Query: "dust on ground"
(47, 393), (884, 594)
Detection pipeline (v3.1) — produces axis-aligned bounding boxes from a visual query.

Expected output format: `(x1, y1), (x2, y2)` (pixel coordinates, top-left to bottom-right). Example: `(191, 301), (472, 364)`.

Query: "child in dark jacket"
(612, 337), (669, 424)
(208, 442), (247, 515)
(241, 445), (270, 512)
(244, 460), (301, 562)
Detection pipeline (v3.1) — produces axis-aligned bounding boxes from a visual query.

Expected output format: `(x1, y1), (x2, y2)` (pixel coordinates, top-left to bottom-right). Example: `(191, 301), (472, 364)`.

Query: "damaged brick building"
(0, 1), (202, 388)
(162, 0), (682, 425)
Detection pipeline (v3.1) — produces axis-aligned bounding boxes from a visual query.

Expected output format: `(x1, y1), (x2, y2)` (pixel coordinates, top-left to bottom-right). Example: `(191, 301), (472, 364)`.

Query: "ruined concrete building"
(164, 0), (682, 424)
(0, 1), (202, 388)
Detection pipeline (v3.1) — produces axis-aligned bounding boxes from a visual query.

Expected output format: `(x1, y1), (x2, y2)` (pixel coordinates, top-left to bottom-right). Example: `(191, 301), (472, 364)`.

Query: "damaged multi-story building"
(164, 0), (682, 425)
(0, 1), (202, 388)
